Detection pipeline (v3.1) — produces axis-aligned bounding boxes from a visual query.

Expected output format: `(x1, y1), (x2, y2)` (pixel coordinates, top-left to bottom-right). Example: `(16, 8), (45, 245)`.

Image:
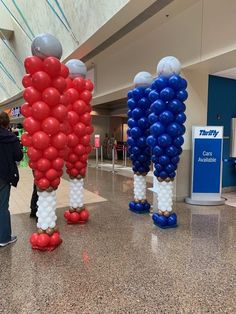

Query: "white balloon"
(157, 56), (181, 77)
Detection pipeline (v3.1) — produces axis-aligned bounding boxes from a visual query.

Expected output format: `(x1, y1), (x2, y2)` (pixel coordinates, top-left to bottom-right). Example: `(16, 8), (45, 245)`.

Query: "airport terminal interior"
(0, 0), (236, 313)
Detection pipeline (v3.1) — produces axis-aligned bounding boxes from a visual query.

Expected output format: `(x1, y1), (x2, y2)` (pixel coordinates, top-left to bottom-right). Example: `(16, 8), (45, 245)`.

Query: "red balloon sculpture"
(63, 60), (93, 224)
(21, 34), (69, 251)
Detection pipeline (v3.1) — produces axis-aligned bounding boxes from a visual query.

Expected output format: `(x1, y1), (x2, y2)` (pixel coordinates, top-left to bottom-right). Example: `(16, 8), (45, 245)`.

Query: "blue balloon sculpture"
(148, 56), (188, 228)
(127, 72), (153, 214)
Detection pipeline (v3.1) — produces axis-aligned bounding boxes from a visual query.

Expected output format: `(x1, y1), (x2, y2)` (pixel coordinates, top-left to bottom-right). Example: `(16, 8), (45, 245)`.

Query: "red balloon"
(37, 233), (50, 247)
(85, 79), (94, 91)
(80, 135), (90, 146)
(23, 87), (41, 104)
(80, 112), (91, 125)
(66, 162), (73, 170)
(79, 167), (87, 177)
(67, 111), (79, 126)
(32, 71), (51, 92)
(74, 122), (86, 137)
(72, 77), (85, 92)
(85, 105), (92, 113)
(51, 132), (67, 149)
(22, 74), (32, 88)
(24, 56), (43, 75)
(29, 161), (36, 169)
(65, 88), (79, 103)
(60, 64), (69, 78)
(72, 100), (87, 115)
(21, 103), (32, 118)
(70, 211), (80, 222)
(46, 168), (58, 181)
(67, 133), (79, 147)
(52, 158), (64, 170)
(52, 76), (66, 93)
(34, 170), (44, 180)
(86, 145), (92, 154)
(37, 158), (51, 172)
(27, 147), (43, 161)
(44, 146), (58, 160)
(65, 77), (73, 89)
(42, 117), (60, 135)
(32, 101), (50, 120)
(80, 209), (89, 221)
(30, 233), (39, 246)
(68, 153), (78, 163)
(85, 125), (94, 135)
(24, 117), (41, 135)
(51, 177), (60, 188)
(70, 168), (79, 177)
(74, 144), (86, 155)
(67, 104), (73, 111)
(43, 57), (61, 78)
(75, 161), (84, 170)
(80, 153), (88, 163)
(32, 131), (50, 150)
(21, 133), (32, 147)
(37, 178), (50, 190)
(42, 87), (60, 107)
(59, 121), (72, 135)
(80, 90), (92, 103)
(51, 105), (67, 122)
(64, 210), (70, 219)
(58, 147), (70, 160)
(49, 232), (60, 246)
(60, 94), (70, 106)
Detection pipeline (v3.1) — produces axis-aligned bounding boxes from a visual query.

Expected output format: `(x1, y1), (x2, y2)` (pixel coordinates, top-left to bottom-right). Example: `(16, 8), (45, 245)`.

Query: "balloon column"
(63, 59), (93, 224)
(21, 33), (69, 250)
(147, 56), (188, 228)
(127, 71), (153, 213)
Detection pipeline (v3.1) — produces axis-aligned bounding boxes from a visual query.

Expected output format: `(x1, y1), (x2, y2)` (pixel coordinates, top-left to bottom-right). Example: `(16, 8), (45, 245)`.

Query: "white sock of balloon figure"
(69, 178), (84, 209)
(36, 190), (57, 230)
(134, 174), (147, 201)
(156, 181), (173, 215)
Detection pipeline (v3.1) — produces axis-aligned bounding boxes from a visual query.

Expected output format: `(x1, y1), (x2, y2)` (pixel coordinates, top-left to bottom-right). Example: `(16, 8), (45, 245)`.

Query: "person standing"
(0, 111), (23, 247)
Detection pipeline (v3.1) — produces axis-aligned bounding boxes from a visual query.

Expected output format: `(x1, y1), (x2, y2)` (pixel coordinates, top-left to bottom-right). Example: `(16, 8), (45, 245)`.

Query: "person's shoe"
(0, 236), (17, 247)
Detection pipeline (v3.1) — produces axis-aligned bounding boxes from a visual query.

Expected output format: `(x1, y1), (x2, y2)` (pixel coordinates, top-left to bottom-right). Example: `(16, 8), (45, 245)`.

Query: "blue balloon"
(144, 164), (150, 172)
(171, 156), (180, 165)
(134, 160), (141, 168)
(175, 112), (186, 124)
(159, 171), (168, 178)
(167, 123), (182, 137)
(168, 75), (183, 91)
(144, 147), (151, 155)
(157, 134), (172, 147)
(138, 154), (147, 162)
(152, 213), (168, 226)
(132, 166), (138, 172)
(138, 166), (147, 173)
(167, 99), (183, 113)
(132, 87), (143, 100)
(173, 136), (184, 147)
(148, 90), (159, 102)
(131, 127), (141, 138)
(138, 117), (149, 129)
(128, 118), (137, 128)
(153, 145), (163, 157)
(180, 78), (187, 89)
(154, 170), (159, 177)
(129, 201), (136, 210)
(127, 98), (136, 110)
(166, 145), (178, 157)
(160, 87), (175, 101)
(137, 136), (146, 148)
(132, 108), (143, 120)
(180, 125), (186, 135)
(144, 87), (152, 96)
(159, 155), (170, 166)
(155, 163), (163, 172)
(132, 146), (141, 156)
(148, 113), (158, 124)
(127, 137), (135, 147)
(127, 128), (131, 137)
(150, 99), (166, 114)
(152, 76), (168, 91)
(159, 110), (174, 124)
(168, 213), (177, 226)
(146, 135), (157, 147)
(152, 156), (158, 164)
(127, 90), (133, 99)
(165, 163), (175, 174)
(177, 147), (183, 155)
(127, 110), (132, 118)
(169, 172), (176, 178)
(138, 97), (149, 110)
(150, 122), (164, 136)
(176, 89), (188, 102)
(144, 202), (151, 211)
(135, 203), (144, 212)
(130, 154), (135, 161)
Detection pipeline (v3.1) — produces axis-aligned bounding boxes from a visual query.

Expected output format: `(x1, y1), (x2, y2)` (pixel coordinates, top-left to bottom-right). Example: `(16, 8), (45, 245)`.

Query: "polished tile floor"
(1, 167), (236, 314)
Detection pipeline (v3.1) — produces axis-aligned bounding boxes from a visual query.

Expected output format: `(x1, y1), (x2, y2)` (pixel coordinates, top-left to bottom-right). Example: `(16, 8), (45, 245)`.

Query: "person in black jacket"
(0, 111), (23, 247)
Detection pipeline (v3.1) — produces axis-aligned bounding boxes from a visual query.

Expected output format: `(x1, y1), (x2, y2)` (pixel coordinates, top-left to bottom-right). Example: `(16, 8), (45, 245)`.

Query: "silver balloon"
(133, 71), (153, 87)
(65, 59), (87, 78)
(31, 33), (62, 60)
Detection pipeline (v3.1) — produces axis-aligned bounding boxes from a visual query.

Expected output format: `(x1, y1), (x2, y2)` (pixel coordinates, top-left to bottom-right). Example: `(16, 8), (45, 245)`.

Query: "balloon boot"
(152, 212), (177, 229)
(29, 229), (62, 251)
(129, 200), (150, 214)
(64, 208), (89, 224)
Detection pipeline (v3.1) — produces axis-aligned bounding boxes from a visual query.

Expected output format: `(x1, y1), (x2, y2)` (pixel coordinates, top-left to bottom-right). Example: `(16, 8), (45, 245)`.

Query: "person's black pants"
(30, 184), (38, 215)
(0, 183), (11, 243)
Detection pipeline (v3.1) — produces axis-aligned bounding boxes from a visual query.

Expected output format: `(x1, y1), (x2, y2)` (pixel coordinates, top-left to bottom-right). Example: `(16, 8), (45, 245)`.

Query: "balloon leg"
(64, 178), (89, 224)
(29, 190), (62, 251)
(129, 174), (150, 214)
(152, 180), (177, 228)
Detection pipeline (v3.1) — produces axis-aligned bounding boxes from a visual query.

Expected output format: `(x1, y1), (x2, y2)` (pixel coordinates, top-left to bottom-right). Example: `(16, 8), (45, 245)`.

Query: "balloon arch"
(20, 33), (188, 251)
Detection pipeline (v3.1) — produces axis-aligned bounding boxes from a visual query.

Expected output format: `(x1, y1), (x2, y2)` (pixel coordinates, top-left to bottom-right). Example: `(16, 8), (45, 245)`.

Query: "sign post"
(94, 134), (100, 168)
(185, 126), (225, 205)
